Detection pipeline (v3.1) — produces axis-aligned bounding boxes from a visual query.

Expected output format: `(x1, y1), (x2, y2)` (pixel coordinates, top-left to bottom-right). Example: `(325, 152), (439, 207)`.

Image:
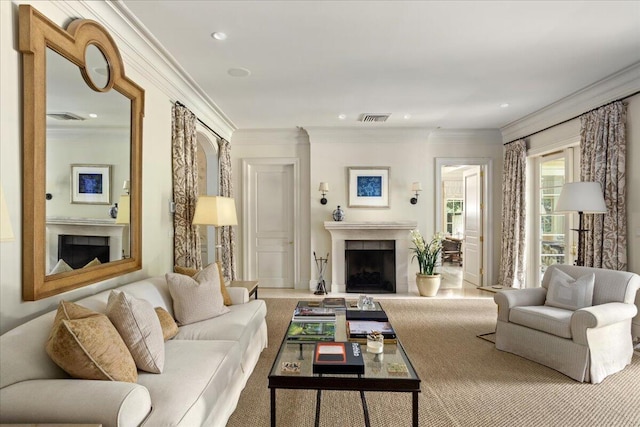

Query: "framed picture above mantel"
(347, 166), (390, 208)
(70, 164), (112, 204)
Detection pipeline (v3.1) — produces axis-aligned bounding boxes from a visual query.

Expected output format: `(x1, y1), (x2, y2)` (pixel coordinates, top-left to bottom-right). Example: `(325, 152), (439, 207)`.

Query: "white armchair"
(494, 264), (639, 384)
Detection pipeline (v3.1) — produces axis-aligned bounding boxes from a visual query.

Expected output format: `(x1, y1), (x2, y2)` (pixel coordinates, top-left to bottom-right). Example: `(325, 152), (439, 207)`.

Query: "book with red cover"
(313, 342), (365, 375)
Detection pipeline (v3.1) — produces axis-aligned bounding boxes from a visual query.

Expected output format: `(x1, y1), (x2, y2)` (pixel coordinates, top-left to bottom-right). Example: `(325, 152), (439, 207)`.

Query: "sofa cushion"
(545, 269), (594, 311)
(166, 263), (230, 325)
(107, 291), (165, 373)
(136, 339), (242, 426)
(155, 307), (179, 341)
(46, 302), (137, 382)
(175, 261), (232, 306)
(510, 305), (573, 339)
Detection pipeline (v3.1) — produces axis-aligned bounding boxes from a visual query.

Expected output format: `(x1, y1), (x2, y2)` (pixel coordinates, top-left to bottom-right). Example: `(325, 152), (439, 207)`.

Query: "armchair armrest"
(227, 286), (249, 304)
(571, 302), (638, 345)
(494, 287), (547, 322)
(0, 379), (151, 427)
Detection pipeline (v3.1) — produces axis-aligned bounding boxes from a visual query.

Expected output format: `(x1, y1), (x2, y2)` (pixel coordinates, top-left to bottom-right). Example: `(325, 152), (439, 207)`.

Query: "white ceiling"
(120, 0), (640, 131)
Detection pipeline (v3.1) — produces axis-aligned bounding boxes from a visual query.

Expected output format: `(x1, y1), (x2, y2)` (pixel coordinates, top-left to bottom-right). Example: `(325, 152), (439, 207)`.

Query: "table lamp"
(192, 196), (238, 262)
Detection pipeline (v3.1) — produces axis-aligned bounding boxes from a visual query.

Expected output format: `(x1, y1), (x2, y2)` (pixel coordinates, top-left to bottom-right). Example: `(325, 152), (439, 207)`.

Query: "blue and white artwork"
(78, 173), (104, 194)
(357, 176), (382, 197)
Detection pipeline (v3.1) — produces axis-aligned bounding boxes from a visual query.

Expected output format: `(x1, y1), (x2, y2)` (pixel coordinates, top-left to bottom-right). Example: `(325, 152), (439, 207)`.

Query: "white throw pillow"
(166, 262), (230, 326)
(545, 269), (595, 311)
(50, 259), (73, 274)
(107, 290), (165, 373)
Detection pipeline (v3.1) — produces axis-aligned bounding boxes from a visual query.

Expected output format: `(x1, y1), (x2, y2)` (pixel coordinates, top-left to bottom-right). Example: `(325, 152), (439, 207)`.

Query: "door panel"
(247, 164), (294, 288)
(463, 167), (482, 286)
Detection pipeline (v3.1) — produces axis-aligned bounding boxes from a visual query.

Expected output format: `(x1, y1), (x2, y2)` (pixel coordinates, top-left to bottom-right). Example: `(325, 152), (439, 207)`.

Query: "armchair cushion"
(545, 269), (594, 310)
(510, 306), (573, 338)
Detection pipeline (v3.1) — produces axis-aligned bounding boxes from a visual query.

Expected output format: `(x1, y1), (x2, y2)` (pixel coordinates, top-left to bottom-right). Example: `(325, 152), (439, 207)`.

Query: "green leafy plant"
(410, 230), (444, 275)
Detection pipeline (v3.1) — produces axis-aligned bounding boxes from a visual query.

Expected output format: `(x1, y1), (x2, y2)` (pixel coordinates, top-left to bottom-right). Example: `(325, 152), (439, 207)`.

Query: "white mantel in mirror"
(324, 221), (418, 294)
(46, 217), (126, 273)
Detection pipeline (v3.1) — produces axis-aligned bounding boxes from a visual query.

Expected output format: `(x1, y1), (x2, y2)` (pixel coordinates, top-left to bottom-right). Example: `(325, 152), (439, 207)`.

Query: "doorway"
(435, 158), (492, 288)
(195, 125), (219, 266)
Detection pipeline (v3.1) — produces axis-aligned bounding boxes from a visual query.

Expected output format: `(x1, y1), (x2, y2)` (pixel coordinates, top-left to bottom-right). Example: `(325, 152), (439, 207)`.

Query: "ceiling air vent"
(47, 112), (86, 121)
(358, 113), (391, 123)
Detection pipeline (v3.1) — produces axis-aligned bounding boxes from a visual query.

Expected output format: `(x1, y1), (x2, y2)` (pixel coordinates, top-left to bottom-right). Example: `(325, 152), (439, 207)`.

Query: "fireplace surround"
(324, 221), (417, 294)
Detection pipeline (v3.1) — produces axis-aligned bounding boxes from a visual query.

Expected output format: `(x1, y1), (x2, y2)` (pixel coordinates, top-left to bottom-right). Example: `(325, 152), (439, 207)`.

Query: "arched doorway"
(196, 124), (219, 266)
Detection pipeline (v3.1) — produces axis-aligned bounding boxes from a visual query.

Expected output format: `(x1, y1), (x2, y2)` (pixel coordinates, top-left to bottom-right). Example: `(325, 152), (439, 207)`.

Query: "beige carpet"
(227, 298), (640, 427)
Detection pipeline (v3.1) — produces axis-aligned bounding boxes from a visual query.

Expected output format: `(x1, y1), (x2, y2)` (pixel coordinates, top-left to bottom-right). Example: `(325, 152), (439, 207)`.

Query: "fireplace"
(58, 235), (110, 269)
(345, 240), (395, 293)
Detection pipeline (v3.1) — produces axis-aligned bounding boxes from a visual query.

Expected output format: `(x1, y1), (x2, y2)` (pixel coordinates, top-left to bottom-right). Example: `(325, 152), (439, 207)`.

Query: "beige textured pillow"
(50, 259), (73, 274)
(545, 269), (595, 311)
(155, 307), (179, 341)
(107, 291), (165, 373)
(174, 262), (232, 306)
(46, 301), (137, 383)
(83, 257), (102, 268)
(166, 262), (230, 325)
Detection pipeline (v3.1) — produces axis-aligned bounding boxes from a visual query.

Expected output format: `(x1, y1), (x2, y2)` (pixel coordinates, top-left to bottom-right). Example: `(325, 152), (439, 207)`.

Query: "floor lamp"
(555, 182), (607, 267)
(192, 196), (238, 264)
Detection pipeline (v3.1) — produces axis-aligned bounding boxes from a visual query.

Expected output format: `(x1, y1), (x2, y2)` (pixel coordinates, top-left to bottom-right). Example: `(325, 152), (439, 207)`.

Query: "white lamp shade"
(411, 182), (422, 192)
(115, 195), (130, 224)
(192, 196), (238, 226)
(318, 182), (329, 192)
(122, 180), (130, 194)
(555, 182), (607, 213)
(0, 184), (15, 241)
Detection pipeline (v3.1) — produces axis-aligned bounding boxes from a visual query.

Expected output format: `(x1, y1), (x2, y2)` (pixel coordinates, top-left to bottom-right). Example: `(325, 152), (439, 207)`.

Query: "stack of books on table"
(346, 320), (397, 344)
(312, 341), (365, 374)
(286, 321), (336, 342)
(345, 301), (389, 322)
(292, 301), (337, 322)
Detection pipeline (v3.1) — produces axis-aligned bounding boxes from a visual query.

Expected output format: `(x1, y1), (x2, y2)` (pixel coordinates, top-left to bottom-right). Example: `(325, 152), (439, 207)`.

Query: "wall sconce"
(410, 182), (422, 204)
(319, 182), (329, 205)
(122, 180), (130, 195)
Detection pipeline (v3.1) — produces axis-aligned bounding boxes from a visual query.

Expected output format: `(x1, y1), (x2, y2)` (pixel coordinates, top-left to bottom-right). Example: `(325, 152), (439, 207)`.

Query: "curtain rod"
(174, 100), (224, 141)
(504, 90), (640, 145)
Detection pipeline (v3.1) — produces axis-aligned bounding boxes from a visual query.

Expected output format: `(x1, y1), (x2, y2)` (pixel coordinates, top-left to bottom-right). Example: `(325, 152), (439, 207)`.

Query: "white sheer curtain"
(498, 139), (527, 288)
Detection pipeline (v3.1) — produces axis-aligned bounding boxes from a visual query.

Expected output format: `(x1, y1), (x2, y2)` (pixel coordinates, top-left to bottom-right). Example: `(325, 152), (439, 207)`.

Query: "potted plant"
(410, 230), (444, 296)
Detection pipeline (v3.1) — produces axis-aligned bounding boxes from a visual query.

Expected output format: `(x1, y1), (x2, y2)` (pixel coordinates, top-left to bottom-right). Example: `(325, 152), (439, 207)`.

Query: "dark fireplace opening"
(58, 235), (110, 269)
(345, 240), (395, 293)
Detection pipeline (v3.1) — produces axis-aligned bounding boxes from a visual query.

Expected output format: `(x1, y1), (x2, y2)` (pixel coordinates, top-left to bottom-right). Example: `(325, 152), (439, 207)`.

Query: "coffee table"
(268, 304), (421, 426)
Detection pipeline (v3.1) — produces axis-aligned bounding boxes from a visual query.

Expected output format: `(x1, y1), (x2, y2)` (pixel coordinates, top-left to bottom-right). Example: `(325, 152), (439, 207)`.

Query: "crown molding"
(231, 128), (310, 145)
(427, 129), (503, 145)
(50, 1), (236, 140)
(501, 62), (640, 143)
(305, 127), (434, 144)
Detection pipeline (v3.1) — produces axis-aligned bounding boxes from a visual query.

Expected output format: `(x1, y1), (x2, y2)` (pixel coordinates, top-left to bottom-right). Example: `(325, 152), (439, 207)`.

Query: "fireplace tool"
(313, 252), (329, 295)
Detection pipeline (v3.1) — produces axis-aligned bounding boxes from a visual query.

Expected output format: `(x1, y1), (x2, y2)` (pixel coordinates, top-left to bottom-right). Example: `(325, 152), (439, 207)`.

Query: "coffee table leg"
(271, 388), (276, 427)
(360, 391), (371, 427)
(314, 389), (322, 427)
(412, 391), (418, 426)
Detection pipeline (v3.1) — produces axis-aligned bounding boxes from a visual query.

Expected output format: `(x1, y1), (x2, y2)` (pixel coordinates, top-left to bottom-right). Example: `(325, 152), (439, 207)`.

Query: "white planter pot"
(416, 273), (441, 297)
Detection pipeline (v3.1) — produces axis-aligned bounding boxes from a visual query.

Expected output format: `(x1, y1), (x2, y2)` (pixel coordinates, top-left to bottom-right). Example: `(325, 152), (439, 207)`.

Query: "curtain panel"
(498, 139), (527, 288)
(219, 138), (237, 282)
(171, 103), (202, 269)
(580, 101), (627, 270)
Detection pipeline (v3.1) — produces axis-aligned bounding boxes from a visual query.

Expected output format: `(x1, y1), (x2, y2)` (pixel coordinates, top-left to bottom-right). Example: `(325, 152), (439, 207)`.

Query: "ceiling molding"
(305, 127), (434, 145)
(501, 62), (640, 143)
(231, 128), (310, 145)
(52, 1), (236, 140)
(427, 129), (503, 145)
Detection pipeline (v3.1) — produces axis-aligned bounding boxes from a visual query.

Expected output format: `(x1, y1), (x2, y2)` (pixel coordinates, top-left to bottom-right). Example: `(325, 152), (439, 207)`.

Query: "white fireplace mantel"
(324, 221), (417, 294)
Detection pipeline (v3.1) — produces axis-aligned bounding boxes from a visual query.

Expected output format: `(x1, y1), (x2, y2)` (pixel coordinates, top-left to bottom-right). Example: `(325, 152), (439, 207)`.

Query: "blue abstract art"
(357, 176), (382, 197)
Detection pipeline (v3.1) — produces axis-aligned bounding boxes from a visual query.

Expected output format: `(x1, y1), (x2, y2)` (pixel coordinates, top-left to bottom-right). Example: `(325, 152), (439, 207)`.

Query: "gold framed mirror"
(19, 5), (144, 300)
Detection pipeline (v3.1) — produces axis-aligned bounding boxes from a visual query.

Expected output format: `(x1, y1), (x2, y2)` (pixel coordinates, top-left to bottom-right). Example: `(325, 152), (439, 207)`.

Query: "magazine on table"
(286, 321), (336, 342)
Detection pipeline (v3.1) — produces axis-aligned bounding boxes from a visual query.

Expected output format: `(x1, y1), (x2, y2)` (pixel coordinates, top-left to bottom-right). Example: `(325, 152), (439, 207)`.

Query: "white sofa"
(494, 264), (639, 384)
(0, 275), (268, 427)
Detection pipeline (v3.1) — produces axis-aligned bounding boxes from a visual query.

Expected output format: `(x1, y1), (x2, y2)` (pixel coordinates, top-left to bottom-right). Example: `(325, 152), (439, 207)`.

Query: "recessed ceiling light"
(88, 113), (98, 118)
(338, 114), (346, 120)
(500, 103), (510, 108)
(403, 114), (411, 120)
(227, 68), (251, 77)
(211, 32), (227, 41)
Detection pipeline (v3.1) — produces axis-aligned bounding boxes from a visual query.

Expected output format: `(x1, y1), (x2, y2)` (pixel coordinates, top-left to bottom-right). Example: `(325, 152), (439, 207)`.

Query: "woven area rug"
(227, 298), (640, 427)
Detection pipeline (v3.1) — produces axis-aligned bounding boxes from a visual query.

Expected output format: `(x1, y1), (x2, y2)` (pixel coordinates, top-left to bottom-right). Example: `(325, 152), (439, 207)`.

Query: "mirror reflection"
(45, 48), (131, 276)
(84, 44), (110, 90)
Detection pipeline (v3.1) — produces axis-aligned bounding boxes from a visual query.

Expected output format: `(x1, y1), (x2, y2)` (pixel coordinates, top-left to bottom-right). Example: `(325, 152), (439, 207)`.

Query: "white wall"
(232, 127), (503, 289)
(0, 0), (231, 334)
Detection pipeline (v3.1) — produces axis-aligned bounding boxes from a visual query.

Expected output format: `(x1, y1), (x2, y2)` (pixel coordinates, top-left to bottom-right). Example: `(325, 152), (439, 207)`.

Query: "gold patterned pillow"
(155, 307), (179, 341)
(46, 301), (137, 383)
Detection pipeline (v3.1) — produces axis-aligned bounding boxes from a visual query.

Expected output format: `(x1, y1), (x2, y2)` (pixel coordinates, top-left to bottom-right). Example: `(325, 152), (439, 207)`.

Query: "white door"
(463, 167), (483, 286)
(246, 163), (295, 288)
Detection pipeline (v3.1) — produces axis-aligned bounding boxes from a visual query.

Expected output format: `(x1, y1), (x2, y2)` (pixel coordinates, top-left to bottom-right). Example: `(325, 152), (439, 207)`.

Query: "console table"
(230, 280), (259, 299)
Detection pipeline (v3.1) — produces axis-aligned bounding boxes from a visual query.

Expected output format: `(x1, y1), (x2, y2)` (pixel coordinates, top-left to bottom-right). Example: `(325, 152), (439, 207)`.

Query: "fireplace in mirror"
(345, 240), (395, 293)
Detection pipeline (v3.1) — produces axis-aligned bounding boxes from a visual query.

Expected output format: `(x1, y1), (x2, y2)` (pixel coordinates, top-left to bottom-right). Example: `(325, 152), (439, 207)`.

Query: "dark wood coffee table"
(268, 305), (421, 426)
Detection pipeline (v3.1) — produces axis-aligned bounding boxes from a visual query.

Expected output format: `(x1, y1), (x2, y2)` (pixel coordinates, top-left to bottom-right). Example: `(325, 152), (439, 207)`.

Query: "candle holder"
(366, 331), (384, 354)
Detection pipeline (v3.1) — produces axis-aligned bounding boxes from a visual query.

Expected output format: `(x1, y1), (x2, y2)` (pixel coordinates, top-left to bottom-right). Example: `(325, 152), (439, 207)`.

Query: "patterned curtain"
(498, 139), (527, 288)
(171, 103), (202, 269)
(580, 101), (627, 270)
(219, 138), (237, 282)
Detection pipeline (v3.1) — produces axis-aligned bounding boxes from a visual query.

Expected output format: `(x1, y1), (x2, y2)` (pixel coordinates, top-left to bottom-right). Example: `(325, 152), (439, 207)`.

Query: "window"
(445, 199), (464, 237)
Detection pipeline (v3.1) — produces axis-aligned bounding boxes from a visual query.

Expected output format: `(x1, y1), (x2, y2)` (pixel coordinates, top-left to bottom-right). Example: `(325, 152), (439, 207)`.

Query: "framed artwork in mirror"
(71, 164), (111, 204)
(347, 167), (390, 208)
